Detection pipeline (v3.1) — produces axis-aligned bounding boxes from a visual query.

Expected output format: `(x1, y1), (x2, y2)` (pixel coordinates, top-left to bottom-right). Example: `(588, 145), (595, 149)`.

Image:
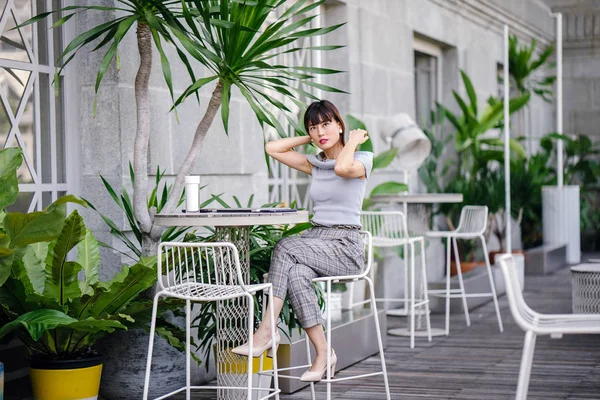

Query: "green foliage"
(172, 0), (345, 136)
(0, 148), (192, 361)
(507, 34), (555, 102)
(419, 110), (452, 194)
(86, 163), (205, 259)
(0, 147), (22, 211)
(541, 133), (600, 247)
(438, 70), (529, 177)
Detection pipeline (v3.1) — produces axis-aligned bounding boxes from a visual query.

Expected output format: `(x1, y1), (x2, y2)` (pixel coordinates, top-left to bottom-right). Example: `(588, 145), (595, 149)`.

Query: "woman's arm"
(266, 135), (313, 175)
(334, 129), (369, 179)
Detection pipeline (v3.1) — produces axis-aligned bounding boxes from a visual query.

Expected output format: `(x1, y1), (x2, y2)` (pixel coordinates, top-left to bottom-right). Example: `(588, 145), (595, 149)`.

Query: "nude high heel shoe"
(231, 331), (280, 358)
(300, 349), (337, 382)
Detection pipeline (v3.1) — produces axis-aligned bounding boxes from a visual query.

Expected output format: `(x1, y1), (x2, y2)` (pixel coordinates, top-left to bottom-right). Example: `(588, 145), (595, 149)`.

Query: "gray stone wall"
(545, 0), (600, 140)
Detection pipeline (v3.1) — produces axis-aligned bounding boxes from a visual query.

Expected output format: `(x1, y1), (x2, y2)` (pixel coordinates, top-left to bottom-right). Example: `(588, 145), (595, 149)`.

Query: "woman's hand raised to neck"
(333, 130), (369, 179)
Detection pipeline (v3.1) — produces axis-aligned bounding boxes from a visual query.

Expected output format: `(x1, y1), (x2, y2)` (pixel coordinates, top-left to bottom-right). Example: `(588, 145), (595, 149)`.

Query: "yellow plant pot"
(219, 352), (274, 374)
(29, 356), (103, 400)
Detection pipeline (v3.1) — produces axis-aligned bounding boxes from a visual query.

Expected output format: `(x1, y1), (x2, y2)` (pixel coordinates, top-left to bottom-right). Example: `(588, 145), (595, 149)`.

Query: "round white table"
(155, 210), (309, 400)
(369, 193), (463, 338)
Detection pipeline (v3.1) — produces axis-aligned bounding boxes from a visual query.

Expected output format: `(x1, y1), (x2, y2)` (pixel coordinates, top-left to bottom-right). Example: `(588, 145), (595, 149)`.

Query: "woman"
(232, 100), (373, 382)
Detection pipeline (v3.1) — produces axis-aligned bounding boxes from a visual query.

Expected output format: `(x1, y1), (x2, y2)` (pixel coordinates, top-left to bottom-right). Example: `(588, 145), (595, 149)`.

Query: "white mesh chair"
(143, 242), (280, 400)
(426, 205), (503, 335)
(262, 231), (391, 400)
(360, 211), (432, 348)
(497, 255), (600, 400)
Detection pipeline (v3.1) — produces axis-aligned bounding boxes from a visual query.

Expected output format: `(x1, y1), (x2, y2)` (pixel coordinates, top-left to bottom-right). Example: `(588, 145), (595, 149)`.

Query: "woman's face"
(308, 118), (342, 150)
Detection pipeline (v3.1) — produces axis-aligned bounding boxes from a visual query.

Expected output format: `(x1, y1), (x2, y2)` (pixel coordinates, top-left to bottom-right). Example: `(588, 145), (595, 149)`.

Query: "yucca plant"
(21, 0), (344, 257)
(159, 0), (344, 238)
(85, 163), (213, 259)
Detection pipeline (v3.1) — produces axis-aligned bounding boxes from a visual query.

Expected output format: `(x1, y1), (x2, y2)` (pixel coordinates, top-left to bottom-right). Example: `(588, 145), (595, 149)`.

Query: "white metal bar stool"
(360, 211), (432, 348)
(426, 205), (503, 335)
(143, 242), (280, 400)
(497, 254), (600, 400)
(261, 231), (391, 400)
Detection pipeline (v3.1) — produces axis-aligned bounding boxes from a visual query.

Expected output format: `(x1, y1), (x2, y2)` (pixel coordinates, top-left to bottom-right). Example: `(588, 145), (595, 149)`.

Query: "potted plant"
(0, 148), (174, 399)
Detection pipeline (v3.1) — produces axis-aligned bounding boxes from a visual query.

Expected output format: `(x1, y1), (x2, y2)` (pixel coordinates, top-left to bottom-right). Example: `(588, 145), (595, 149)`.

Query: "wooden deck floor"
(178, 260), (600, 400)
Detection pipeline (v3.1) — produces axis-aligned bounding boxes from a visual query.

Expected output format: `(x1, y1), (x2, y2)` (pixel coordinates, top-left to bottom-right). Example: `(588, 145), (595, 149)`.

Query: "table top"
(371, 193), (463, 204)
(571, 263), (600, 273)
(155, 210), (310, 227)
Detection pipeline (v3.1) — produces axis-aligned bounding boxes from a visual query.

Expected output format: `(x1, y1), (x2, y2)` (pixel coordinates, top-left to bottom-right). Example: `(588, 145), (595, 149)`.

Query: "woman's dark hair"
(303, 100), (346, 145)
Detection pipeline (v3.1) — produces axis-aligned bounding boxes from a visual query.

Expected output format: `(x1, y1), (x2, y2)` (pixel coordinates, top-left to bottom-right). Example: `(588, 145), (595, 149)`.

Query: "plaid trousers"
(268, 227), (364, 328)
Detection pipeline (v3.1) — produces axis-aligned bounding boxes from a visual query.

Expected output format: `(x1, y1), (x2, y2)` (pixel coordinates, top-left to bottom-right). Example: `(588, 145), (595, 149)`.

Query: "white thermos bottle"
(184, 175), (200, 212)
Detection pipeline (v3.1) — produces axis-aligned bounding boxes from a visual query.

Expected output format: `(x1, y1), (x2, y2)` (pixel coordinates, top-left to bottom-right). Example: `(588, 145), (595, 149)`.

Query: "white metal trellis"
(265, 4), (323, 209)
(0, 0), (71, 211)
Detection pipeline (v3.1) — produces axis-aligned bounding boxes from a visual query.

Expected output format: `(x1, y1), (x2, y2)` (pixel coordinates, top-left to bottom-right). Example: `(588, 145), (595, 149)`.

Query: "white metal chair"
(143, 242), (280, 400)
(426, 205), (503, 335)
(497, 254), (600, 400)
(262, 231), (391, 400)
(360, 211), (432, 348)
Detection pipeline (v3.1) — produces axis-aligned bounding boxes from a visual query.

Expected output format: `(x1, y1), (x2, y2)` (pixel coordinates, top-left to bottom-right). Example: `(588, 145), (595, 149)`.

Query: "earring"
(339, 129), (342, 133)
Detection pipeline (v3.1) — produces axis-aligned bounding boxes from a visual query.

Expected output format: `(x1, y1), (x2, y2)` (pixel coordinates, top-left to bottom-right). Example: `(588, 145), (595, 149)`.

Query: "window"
(413, 37), (442, 129)
(0, 0), (71, 212)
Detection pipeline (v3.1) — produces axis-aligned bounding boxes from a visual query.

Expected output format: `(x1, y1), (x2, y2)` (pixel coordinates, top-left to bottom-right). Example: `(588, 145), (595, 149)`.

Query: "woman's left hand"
(348, 129), (369, 145)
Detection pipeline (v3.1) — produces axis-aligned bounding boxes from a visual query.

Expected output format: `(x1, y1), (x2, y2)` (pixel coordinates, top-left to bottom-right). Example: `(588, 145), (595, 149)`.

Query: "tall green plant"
(18, 1), (199, 257)
(85, 163), (210, 259)
(510, 152), (555, 249)
(438, 70), (529, 177)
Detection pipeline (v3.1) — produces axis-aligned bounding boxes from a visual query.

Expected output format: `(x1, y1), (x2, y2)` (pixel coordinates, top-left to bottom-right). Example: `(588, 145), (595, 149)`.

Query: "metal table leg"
(216, 227), (250, 400)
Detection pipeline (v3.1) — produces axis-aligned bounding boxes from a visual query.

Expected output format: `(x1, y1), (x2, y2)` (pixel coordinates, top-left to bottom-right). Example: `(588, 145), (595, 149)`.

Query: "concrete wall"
(322, 0), (556, 195)
(546, 0), (600, 140)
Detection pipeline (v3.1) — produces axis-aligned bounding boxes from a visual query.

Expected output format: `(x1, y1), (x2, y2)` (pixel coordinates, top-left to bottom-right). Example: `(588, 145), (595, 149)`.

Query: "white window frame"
(0, 0), (77, 212)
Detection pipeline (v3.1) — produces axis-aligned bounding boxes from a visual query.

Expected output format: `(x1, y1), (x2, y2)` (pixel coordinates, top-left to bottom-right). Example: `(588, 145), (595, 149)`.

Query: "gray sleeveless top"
(306, 151), (374, 227)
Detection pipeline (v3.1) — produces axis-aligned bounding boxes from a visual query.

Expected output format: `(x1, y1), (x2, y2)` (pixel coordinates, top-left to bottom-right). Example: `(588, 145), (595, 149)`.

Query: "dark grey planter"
(98, 329), (189, 399)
